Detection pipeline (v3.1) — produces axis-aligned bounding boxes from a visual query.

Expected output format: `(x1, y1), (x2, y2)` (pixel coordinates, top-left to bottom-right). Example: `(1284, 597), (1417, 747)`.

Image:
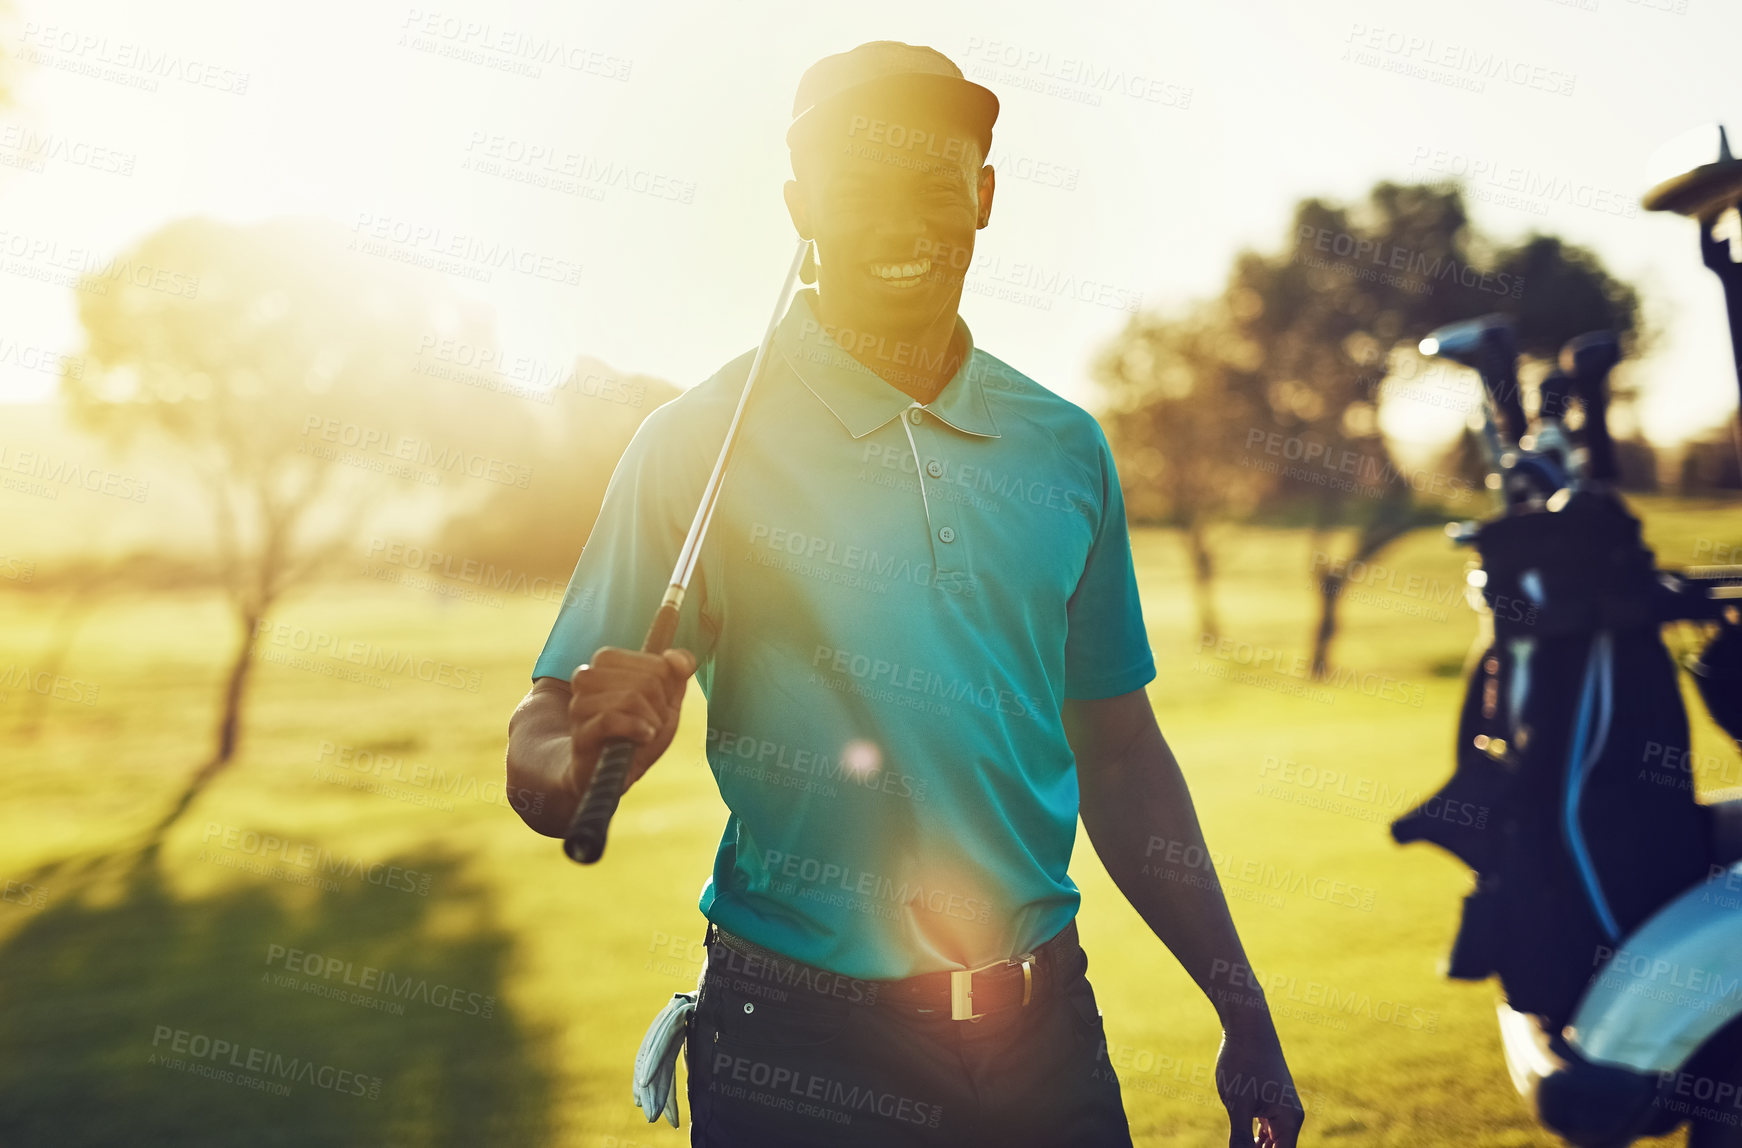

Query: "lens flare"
(842, 739), (882, 776)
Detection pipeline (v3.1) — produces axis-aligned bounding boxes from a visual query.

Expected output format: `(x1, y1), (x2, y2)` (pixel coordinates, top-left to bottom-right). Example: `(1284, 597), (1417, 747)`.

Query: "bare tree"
(65, 217), (518, 835)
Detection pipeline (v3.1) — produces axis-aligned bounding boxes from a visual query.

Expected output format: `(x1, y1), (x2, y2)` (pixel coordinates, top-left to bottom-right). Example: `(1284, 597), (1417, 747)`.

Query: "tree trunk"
(210, 608), (260, 766)
(1309, 494), (1422, 679)
(1310, 569), (1344, 680)
(150, 606), (262, 839)
(1184, 517), (1220, 642)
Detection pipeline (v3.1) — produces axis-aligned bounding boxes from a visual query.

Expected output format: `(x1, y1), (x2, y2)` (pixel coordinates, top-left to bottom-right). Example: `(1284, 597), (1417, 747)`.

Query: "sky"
(2, 0), (1739, 455)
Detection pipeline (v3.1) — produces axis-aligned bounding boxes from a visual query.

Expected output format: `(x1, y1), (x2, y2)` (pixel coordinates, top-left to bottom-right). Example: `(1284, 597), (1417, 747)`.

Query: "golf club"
(1420, 314), (1522, 501)
(1424, 315), (1527, 445)
(562, 236), (811, 865)
(1562, 330), (1622, 484)
(1531, 366), (1578, 482)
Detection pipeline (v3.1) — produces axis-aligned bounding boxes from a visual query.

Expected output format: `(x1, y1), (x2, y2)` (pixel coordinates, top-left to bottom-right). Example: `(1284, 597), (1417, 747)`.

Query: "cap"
(787, 41), (998, 155)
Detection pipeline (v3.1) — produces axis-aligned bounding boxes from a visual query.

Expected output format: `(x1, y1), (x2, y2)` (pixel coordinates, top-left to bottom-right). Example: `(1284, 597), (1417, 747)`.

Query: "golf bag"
(1391, 125), (1742, 1145)
(1391, 489), (1718, 1034)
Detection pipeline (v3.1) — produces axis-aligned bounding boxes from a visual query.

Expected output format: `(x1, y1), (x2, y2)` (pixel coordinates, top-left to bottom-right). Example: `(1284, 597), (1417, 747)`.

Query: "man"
(506, 40), (1305, 1148)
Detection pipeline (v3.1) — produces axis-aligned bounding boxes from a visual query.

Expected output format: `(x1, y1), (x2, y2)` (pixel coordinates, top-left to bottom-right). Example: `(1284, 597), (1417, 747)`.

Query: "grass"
(1, 496), (1737, 1146)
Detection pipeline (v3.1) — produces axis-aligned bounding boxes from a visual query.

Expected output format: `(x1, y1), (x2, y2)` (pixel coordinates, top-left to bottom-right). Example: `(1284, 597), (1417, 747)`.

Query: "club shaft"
(563, 237), (810, 864)
(669, 240), (809, 593)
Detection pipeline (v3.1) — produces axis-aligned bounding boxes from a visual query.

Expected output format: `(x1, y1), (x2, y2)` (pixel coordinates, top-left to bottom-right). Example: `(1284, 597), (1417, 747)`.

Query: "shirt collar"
(775, 288), (1000, 440)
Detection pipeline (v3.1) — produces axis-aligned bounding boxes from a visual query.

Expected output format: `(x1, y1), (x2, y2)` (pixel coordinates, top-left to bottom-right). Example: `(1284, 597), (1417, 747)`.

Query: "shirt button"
(926, 460), (944, 478)
(938, 526), (956, 544)
(908, 408), (924, 425)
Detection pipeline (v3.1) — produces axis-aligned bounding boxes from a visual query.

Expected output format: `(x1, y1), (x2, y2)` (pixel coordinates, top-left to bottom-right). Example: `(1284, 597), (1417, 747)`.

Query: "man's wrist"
(511, 733), (581, 836)
(1208, 985), (1276, 1034)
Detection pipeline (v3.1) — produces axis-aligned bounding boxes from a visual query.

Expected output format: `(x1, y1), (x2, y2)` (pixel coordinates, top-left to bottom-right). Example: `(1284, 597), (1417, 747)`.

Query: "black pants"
(683, 925), (1133, 1147)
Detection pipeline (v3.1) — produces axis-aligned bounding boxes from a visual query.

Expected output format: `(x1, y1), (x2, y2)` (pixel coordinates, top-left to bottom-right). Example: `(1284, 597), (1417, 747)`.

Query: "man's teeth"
(871, 259), (931, 280)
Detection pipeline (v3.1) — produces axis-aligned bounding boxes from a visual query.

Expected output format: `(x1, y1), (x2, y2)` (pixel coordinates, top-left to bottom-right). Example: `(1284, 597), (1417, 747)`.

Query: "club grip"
(563, 738), (635, 863)
(561, 599), (684, 864)
(1581, 381), (1619, 482)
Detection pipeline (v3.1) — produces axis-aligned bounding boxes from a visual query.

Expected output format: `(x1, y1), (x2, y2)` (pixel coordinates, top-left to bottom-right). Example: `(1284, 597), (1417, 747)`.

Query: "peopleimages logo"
(1295, 225), (1525, 299)
(199, 822), (434, 896)
(1341, 23), (1577, 97)
(298, 416), (533, 489)
(1195, 634), (1426, 708)
(0, 227), (200, 297)
(0, 664), (100, 706)
(365, 538), (566, 603)
(0, 443), (150, 502)
(17, 21), (250, 95)
(709, 1052), (944, 1128)
(264, 944), (495, 1017)
(1211, 959), (1439, 1032)
(961, 37), (1193, 109)
(760, 849), (993, 925)
(149, 1024), (382, 1099)
(749, 524), (980, 598)
(810, 644), (1043, 720)
(253, 619), (482, 693)
(1244, 427), (1476, 503)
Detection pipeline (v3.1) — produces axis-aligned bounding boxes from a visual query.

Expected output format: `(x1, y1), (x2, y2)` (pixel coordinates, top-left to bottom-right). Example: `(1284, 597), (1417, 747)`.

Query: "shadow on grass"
(0, 844), (555, 1148)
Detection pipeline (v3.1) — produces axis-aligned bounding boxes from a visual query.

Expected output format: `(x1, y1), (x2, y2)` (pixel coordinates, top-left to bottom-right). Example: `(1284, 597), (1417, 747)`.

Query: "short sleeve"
(530, 402), (718, 682)
(1062, 426), (1156, 700)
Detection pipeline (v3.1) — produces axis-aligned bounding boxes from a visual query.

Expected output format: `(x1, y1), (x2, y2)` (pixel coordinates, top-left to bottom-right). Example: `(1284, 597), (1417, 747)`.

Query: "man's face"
(786, 107), (993, 331)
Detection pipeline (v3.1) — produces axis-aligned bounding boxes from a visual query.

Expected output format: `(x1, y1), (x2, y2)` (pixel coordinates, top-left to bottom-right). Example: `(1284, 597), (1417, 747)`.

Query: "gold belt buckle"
(949, 952), (1036, 1021)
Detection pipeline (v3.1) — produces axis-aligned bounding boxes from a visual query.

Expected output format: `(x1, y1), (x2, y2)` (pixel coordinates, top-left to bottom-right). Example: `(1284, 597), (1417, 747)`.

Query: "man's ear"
(783, 180), (811, 238)
(976, 165), (996, 231)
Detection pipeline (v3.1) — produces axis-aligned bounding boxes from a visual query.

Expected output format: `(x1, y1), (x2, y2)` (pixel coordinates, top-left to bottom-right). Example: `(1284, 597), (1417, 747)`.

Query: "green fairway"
(3, 500), (1737, 1146)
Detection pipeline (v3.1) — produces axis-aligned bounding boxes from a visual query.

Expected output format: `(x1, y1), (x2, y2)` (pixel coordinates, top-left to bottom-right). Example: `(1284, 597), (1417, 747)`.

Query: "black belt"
(708, 920), (1086, 1022)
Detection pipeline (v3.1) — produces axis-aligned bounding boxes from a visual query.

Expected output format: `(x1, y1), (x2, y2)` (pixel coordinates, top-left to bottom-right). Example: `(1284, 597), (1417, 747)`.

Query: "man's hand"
(1068, 690), (1305, 1147)
(1215, 1018), (1305, 1148)
(564, 646), (698, 803)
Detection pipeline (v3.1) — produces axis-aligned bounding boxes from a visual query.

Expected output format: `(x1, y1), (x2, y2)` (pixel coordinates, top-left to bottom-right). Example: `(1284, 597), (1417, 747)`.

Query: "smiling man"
(505, 40), (1304, 1148)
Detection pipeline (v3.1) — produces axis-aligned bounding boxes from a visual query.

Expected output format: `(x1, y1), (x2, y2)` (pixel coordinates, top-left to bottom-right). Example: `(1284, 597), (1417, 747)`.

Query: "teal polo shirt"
(532, 287), (1156, 980)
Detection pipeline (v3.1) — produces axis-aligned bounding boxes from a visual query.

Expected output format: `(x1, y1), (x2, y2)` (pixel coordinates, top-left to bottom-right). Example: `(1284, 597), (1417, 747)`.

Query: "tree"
(66, 216), (523, 835)
(1096, 299), (1271, 640)
(1101, 181), (1644, 674)
(1240, 186), (1644, 673)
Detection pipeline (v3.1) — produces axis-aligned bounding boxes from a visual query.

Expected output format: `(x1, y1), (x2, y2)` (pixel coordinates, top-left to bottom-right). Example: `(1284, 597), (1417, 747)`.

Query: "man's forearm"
(505, 685), (582, 837)
(1078, 719), (1274, 1033)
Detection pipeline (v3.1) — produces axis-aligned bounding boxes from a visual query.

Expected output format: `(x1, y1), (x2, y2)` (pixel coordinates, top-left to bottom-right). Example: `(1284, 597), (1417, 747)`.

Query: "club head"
(1422, 315), (1526, 445)
(1561, 330), (1621, 384)
(1420, 315), (1516, 370)
(1537, 370), (1576, 427)
(1561, 331), (1622, 482)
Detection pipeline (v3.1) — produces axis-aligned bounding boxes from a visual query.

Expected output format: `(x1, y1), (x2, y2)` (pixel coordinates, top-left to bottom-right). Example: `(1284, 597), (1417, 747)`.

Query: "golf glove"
(633, 989), (697, 1126)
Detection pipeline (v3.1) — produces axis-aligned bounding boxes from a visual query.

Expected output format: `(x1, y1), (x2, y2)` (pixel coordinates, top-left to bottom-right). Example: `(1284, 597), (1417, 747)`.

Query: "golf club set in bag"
(1392, 128), (1742, 1147)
